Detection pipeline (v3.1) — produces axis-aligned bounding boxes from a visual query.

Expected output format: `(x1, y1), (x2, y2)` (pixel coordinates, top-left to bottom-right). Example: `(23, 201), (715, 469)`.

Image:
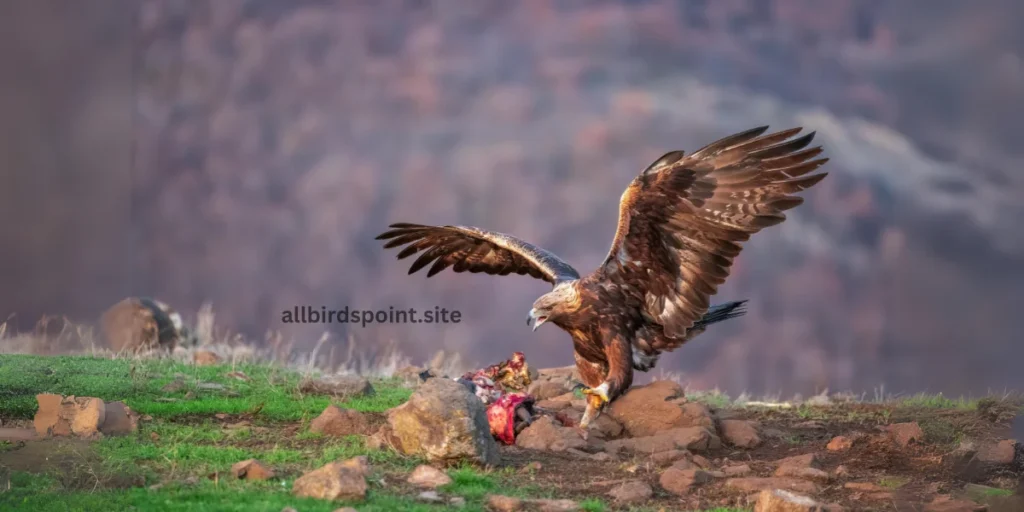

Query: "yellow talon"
(581, 386), (610, 406)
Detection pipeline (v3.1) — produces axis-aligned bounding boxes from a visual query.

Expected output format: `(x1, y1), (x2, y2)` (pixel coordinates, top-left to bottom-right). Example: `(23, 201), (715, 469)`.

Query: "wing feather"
(376, 223), (580, 285)
(601, 126), (829, 337)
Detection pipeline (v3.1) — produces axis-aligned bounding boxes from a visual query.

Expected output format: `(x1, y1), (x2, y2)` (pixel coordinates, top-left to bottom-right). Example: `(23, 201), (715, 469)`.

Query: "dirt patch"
(0, 438), (143, 490)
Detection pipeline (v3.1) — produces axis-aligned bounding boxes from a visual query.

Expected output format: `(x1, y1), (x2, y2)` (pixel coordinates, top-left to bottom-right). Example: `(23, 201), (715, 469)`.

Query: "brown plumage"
(376, 126), (829, 427)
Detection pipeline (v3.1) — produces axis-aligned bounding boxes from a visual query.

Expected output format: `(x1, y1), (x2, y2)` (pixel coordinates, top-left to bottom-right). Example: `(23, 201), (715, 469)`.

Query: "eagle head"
(526, 281), (579, 331)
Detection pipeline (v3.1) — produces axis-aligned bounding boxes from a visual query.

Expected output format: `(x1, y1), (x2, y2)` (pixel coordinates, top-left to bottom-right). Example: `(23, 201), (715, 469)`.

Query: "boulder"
(309, 405), (371, 436)
(607, 381), (709, 437)
(292, 458), (368, 501)
(719, 419), (762, 448)
(516, 416), (586, 452)
(384, 377), (500, 466)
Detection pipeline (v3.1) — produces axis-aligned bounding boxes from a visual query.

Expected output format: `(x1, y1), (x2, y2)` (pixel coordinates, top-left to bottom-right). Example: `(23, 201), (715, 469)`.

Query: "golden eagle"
(376, 126), (829, 427)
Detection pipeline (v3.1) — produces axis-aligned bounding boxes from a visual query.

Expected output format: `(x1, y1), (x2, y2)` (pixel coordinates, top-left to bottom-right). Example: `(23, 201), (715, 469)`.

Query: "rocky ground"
(0, 353), (1021, 512)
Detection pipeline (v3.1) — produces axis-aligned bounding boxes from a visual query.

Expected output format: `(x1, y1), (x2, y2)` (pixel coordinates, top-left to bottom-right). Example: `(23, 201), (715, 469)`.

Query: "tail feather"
(692, 300), (748, 330)
(631, 299), (749, 372)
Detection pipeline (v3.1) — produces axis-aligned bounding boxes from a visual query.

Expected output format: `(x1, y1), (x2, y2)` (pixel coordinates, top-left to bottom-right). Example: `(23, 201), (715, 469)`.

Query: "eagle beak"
(527, 308), (547, 331)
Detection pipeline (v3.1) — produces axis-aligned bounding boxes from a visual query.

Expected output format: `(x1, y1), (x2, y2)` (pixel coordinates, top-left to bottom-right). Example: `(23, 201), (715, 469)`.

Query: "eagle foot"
(581, 385), (610, 405)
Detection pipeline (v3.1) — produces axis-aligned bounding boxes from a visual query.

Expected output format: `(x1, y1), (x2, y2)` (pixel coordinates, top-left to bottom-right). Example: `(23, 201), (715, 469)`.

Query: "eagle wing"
(601, 126), (829, 338)
(375, 223), (580, 285)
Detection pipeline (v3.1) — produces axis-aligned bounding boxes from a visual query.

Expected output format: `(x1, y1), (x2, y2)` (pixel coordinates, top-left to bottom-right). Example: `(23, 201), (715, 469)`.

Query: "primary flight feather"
(375, 126), (829, 428)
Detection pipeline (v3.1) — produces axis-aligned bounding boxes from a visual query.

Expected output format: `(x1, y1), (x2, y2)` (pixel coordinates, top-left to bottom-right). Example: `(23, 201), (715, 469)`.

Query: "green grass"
(0, 354), (410, 421)
(894, 393), (979, 410)
(0, 354), (602, 512)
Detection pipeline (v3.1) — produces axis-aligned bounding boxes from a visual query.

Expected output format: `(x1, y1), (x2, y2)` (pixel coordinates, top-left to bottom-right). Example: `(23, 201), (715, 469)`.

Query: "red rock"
(292, 459), (367, 501)
(607, 480), (653, 504)
(826, 435), (855, 452)
(406, 465), (452, 488)
(753, 489), (832, 512)
(230, 459), (275, 480)
(33, 393), (64, 437)
(719, 419), (762, 448)
(516, 416), (586, 452)
(650, 449), (691, 465)
(885, 422), (924, 447)
(976, 439), (1017, 465)
(725, 477), (820, 494)
(309, 405), (370, 436)
(723, 464), (753, 477)
(193, 350), (221, 366)
(606, 381), (697, 437)
(660, 467), (713, 496)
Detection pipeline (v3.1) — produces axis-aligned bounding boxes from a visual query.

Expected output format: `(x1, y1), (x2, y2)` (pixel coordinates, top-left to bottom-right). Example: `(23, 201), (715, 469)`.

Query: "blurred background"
(1, 0), (1023, 398)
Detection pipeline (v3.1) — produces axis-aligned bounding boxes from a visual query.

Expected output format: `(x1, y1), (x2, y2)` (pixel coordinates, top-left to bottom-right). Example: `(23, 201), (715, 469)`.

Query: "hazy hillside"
(2, 0), (1023, 397)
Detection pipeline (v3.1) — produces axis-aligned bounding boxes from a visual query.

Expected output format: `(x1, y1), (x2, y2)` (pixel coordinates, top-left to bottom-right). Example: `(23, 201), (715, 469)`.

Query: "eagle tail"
(692, 300), (748, 330)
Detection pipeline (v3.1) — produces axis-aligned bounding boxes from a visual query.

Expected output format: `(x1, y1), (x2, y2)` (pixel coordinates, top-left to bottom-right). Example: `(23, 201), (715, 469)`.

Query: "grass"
(0, 354), (603, 512)
(0, 354), (410, 421)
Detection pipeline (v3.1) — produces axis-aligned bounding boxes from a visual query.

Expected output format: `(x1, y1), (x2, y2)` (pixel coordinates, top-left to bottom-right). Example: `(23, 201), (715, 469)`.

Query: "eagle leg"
(580, 337), (634, 429)
(579, 386), (609, 429)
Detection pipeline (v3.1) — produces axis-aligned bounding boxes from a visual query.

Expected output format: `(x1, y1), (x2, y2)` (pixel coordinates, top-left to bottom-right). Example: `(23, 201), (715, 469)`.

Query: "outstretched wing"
(601, 126), (829, 337)
(376, 223), (580, 285)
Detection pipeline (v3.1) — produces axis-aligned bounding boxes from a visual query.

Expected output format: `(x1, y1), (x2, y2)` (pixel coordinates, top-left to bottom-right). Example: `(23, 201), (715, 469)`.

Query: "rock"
(606, 426), (720, 455)
(607, 480), (652, 504)
(923, 495), (988, 512)
(231, 459), (275, 480)
(70, 397), (106, 438)
(976, 439), (1017, 465)
(725, 477), (820, 494)
(719, 419), (762, 448)
(486, 494), (580, 511)
(527, 381), (570, 400)
(487, 494), (523, 511)
(773, 454), (829, 483)
(774, 454), (819, 472)
(97, 401), (138, 436)
(385, 377), (500, 466)
(660, 467), (714, 495)
(833, 465), (850, 478)
(193, 350), (221, 366)
(844, 482), (886, 492)
(885, 422), (924, 447)
(299, 375), (375, 398)
(417, 491), (443, 503)
(449, 496), (466, 507)
(548, 392), (576, 403)
(407, 464), (452, 488)
(33, 393), (65, 437)
(723, 464), (753, 477)
(339, 455), (370, 477)
(366, 427), (390, 450)
(516, 416), (586, 452)
(679, 402), (716, 429)
(535, 399), (570, 411)
(651, 449), (691, 465)
(607, 380), (701, 437)
(309, 405), (371, 436)
(826, 436), (856, 452)
(753, 489), (833, 512)
(291, 458), (368, 501)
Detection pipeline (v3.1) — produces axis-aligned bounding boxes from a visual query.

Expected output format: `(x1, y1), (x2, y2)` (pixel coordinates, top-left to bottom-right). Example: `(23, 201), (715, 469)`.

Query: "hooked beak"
(526, 308), (547, 332)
